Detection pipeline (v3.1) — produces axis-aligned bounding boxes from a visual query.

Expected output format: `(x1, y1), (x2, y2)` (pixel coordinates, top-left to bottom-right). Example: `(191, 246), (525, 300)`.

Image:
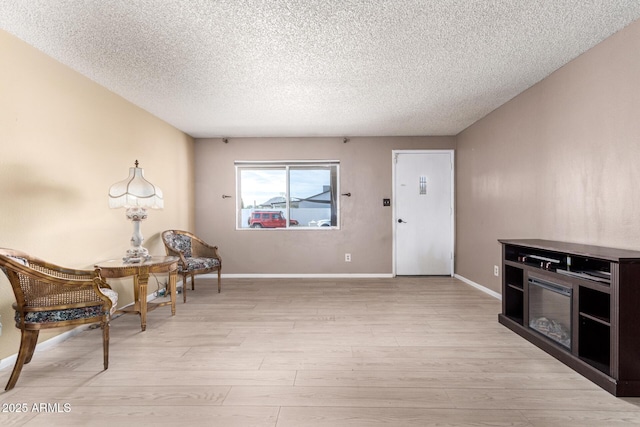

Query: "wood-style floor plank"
(276, 407), (532, 427)
(1, 277), (640, 426)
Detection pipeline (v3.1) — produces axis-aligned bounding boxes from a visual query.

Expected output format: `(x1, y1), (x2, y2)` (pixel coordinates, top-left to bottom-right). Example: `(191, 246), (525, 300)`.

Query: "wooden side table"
(95, 256), (178, 331)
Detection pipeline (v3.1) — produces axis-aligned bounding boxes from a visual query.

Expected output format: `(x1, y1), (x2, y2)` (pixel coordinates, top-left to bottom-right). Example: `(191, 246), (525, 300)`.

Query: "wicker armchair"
(162, 230), (222, 302)
(0, 249), (118, 390)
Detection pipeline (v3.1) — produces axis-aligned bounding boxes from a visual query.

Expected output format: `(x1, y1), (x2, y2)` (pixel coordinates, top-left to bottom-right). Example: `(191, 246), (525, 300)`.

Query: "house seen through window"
(236, 161), (339, 229)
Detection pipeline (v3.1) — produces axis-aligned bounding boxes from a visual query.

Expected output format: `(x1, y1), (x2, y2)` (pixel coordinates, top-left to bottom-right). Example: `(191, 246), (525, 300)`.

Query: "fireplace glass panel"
(528, 277), (572, 349)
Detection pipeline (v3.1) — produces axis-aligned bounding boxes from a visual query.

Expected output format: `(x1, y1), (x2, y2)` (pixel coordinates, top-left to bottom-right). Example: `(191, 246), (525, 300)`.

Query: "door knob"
(398, 219), (407, 223)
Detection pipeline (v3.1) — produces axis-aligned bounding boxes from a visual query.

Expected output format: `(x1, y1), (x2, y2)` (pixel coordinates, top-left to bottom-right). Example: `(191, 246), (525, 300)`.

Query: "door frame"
(392, 149), (455, 277)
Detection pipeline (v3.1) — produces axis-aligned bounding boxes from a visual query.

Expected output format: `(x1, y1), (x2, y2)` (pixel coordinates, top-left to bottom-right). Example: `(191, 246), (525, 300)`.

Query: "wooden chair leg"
(191, 273), (195, 290)
(182, 273), (188, 303)
(217, 269), (221, 293)
(102, 320), (110, 370)
(5, 329), (39, 391)
(24, 328), (39, 364)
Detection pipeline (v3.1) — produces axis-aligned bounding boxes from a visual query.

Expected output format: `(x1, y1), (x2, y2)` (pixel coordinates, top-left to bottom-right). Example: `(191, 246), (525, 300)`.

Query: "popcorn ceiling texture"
(2, 1), (639, 138)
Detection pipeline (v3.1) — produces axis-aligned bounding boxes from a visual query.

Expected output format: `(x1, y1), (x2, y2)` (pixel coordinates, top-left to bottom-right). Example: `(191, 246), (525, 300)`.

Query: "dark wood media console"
(498, 239), (640, 396)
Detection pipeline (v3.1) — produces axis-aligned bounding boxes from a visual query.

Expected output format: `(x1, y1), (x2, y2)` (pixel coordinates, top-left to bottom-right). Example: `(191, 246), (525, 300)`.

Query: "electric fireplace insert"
(528, 276), (572, 349)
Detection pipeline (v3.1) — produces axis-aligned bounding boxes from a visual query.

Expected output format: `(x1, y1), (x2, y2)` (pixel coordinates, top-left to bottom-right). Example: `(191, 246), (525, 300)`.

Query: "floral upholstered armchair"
(0, 248), (118, 390)
(162, 230), (222, 302)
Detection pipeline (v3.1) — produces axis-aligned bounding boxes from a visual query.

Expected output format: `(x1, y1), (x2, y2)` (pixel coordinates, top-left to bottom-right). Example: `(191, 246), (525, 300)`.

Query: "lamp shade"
(108, 162), (163, 209)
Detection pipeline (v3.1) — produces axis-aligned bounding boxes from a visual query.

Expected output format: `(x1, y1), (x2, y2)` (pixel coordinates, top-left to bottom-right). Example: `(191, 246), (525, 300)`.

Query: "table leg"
(169, 269), (177, 316)
(138, 267), (150, 331)
(132, 274), (141, 313)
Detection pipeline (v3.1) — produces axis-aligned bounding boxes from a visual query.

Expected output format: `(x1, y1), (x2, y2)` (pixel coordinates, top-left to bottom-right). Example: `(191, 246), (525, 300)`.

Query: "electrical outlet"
(494, 265), (499, 276)
(345, 253), (351, 262)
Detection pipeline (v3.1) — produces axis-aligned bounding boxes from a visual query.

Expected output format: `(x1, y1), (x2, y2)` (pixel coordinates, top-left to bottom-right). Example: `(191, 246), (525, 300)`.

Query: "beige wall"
(194, 136), (455, 274)
(0, 30), (195, 360)
(456, 19), (640, 293)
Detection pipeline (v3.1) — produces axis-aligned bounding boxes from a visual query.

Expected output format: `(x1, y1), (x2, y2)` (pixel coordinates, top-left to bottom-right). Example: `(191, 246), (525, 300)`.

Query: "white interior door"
(394, 150), (454, 276)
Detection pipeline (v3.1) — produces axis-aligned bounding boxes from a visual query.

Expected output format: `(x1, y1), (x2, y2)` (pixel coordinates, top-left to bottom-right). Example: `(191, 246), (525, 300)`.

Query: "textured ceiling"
(2, 1), (640, 138)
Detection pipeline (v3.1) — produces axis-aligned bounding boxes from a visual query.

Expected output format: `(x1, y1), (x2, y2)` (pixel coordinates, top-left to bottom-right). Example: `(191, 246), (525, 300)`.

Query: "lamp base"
(122, 207), (152, 263)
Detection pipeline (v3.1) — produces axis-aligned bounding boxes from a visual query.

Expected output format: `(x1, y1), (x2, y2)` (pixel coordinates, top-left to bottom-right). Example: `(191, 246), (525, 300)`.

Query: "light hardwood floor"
(2, 277), (640, 426)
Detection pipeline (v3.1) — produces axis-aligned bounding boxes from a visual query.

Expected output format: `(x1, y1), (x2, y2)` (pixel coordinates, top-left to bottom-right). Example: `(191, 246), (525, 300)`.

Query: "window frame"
(235, 160), (340, 230)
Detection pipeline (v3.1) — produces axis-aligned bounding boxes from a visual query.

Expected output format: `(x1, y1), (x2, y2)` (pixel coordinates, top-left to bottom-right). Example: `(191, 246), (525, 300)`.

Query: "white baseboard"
(454, 274), (502, 300)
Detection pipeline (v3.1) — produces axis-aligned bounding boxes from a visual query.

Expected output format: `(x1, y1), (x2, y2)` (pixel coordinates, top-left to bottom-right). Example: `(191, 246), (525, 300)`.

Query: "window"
(236, 161), (339, 229)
